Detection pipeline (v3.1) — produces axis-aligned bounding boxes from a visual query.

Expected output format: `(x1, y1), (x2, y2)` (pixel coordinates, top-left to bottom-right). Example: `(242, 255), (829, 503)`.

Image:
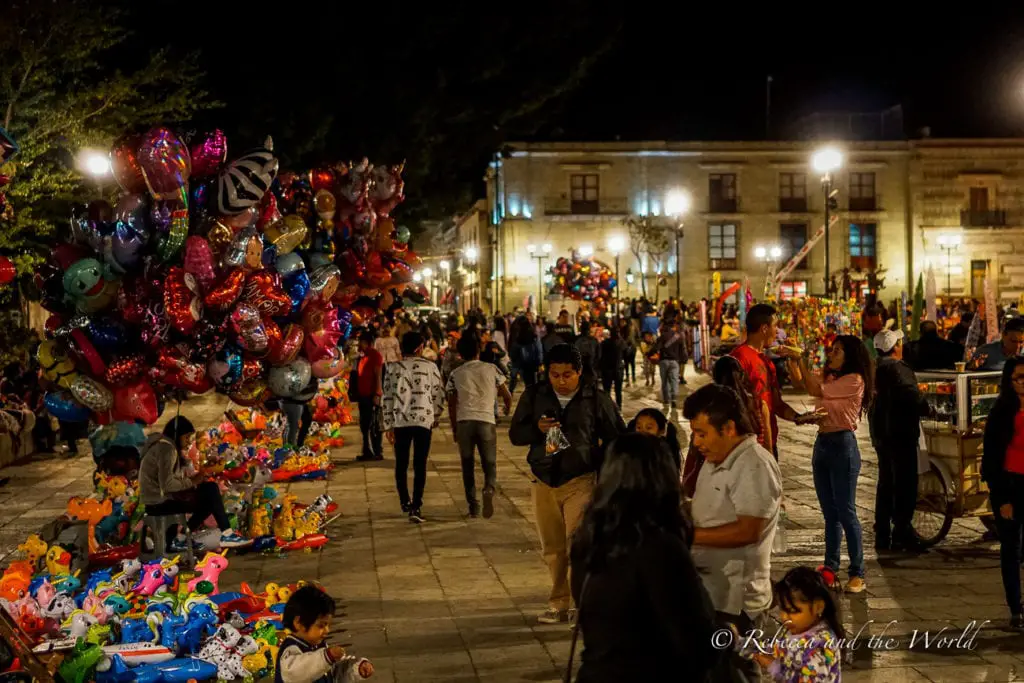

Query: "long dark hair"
(626, 408), (683, 472)
(571, 433), (689, 572)
(827, 334), (874, 417)
(493, 315), (507, 335)
(774, 567), (846, 639)
(712, 356), (762, 437)
(986, 358), (1024, 449)
(511, 315), (537, 346)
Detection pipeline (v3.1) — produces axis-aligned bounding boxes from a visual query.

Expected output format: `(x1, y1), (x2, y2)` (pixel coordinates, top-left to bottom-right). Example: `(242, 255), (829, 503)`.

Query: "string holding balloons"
(546, 252), (618, 313)
(35, 125), (417, 427)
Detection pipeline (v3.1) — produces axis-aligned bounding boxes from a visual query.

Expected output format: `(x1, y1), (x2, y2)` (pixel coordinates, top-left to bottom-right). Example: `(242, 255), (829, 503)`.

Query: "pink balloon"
(112, 380), (159, 425)
(189, 129), (228, 178)
(302, 305), (340, 361)
(183, 236), (217, 291)
(137, 127), (191, 201)
(311, 348), (344, 379)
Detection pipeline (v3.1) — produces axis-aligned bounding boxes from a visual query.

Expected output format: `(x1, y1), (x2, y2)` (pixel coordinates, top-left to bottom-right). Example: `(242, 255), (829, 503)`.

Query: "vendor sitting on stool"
(139, 416), (252, 552)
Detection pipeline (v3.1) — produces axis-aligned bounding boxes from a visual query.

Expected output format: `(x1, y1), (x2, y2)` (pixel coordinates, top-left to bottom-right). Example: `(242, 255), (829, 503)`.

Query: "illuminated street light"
(413, 272), (422, 282)
(770, 246), (783, 259)
(937, 234), (962, 296)
(439, 260), (450, 271)
(465, 246), (478, 263)
(607, 236), (625, 255)
(625, 268), (635, 285)
(80, 150), (111, 176)
(811, 145), (843, 296)
(422, 267), (433, 278)
(754, 247), (767, 260)
(542, 243), (552, 254)
(811, 147), (843, 174)
(665, 189), (691, 217)
(528, 244), (552, 316)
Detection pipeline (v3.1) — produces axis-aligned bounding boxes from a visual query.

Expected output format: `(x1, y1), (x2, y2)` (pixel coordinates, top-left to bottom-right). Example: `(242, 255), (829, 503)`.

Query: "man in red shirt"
(355, 330), (385, 461)
(730, 304), (802, 459)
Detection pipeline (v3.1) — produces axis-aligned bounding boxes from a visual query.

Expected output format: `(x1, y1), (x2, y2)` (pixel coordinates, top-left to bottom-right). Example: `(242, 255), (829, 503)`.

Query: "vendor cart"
(912, 370), (1001, 546)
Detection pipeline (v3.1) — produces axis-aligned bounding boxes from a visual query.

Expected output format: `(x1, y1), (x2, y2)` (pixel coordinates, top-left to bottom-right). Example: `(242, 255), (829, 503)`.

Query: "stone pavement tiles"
(1, 373), (1024, 681)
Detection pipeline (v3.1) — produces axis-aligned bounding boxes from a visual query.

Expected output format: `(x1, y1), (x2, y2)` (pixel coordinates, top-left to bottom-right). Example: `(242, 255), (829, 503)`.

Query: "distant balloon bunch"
(548, 253), (617, 311)
(34, 126), (423, 426)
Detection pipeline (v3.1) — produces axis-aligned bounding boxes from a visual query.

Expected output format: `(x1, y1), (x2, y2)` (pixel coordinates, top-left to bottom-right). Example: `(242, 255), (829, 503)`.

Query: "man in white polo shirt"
(683, 384), (782, 683)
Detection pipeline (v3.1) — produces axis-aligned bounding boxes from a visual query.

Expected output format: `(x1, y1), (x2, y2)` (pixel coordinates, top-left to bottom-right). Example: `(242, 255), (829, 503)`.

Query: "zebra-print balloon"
(216, 140), (279, 215)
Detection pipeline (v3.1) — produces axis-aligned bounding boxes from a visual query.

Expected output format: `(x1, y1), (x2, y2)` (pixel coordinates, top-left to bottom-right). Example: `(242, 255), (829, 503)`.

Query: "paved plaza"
(0, 370), (1023, 681)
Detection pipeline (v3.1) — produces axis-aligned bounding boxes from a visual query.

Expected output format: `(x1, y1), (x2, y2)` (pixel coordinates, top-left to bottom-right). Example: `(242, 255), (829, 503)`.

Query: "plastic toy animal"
(119, 614), (160, 644)
(58, 640), (105, 683)
(82, 593), (115, 624)
(308, 494), (334, 517)
(134, 556), (180, 597)
(41, 594), (77, 621)
(45, 546), (73, 576)
(103, 594), (131, 617)
(196, 623), (249, 681)
(63, 609), (99, 639)
(273, 494), (298, 540)
(34, 579), (56, 607)
(18, 534), (48, 567)
(249, 507), (270, 537)
(186, 551), (229, 594)
(53, 570), (82, 595)
(67, 497), (114, 553)
(157, 602), (218, 655)
(0, 561), (35, 600)
(293, 511), (322, 539)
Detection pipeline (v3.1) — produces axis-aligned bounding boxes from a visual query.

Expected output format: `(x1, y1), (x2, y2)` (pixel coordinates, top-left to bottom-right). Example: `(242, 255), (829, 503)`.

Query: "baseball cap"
(873, 329), (904, 353)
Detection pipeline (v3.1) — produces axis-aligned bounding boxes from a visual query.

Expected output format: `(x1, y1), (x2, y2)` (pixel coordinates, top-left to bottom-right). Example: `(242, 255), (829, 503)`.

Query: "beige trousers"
(531, 473), (596, 611)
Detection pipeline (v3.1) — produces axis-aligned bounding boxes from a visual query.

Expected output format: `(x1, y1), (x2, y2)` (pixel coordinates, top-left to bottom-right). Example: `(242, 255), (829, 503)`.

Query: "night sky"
(128, 2), (1024, 214)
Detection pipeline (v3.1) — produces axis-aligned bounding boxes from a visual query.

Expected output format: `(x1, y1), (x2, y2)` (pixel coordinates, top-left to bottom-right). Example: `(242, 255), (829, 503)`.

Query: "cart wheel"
(913, 462), (954, 547)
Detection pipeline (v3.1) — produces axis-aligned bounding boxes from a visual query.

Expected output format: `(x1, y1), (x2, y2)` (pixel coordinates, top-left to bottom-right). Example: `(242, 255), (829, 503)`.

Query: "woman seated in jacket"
(982, 357), (1024, 630)
(569, 433), (720, 682)
(139, 417), (251, 552)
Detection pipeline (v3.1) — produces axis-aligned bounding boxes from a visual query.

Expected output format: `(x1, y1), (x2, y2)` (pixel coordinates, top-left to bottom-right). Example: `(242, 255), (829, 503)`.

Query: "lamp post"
(755, 244), (784, 298)
(937, 234), (962, 297)
(439, 260), (450, 309)
(464, 246), (478, 309)
(527, 243), (552, 317)
(665, 189), (690, 300)
(811, 146), (843, 295)
(608, 236), (625, 324)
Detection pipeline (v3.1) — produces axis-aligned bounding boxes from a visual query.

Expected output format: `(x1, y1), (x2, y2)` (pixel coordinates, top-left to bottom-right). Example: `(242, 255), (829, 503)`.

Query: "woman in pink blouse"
(797, 335), (874, 594)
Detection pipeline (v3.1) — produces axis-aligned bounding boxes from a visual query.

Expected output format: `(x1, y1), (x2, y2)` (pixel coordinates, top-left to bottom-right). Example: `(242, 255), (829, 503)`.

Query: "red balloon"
(188, 129), (228, 178)
(309, 167), (337, 192)
(366, 267), (391, 288)
(0, 256), (15, 285)
(243, 272), (292, 317)
(117, 276), (148, 325)
(153, 347), (212, 394)
(302, 305), (340, 362)
(112, 380), (159, 424)
(241, 358), (264, 381)
(70, 329), (107, 378)
(204, 269), (245, 311)
(256, 191), (281, 231)
(110, 133), (146, 194)
(337, 249), (366, 285)
(229, 379), (269, 407)
(164, 266), (198, 334)
(105, 355), (146, 387)
(331, 283), (360, 308)
(267, 323), (304, 366)
(387, 260), (413, 284)
(137, 127), (191, 201)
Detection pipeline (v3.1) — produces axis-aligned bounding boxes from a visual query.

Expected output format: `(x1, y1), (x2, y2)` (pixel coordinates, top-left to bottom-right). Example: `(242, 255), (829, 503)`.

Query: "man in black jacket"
(905, 320), (964, 371)
(509, 344), (625, 624)
(869, 329), (930, 552)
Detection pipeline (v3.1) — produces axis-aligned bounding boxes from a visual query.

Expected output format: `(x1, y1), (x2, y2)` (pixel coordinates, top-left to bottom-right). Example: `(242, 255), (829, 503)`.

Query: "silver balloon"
(70, 375), (113, 412)
(306, 252), (334, 270)
(268, 358), (311, 398)
(308, 265), (341, 302)
(275, 252), (306, 277)
(230, 302), (268, 354)
(222, 226), (263, 270)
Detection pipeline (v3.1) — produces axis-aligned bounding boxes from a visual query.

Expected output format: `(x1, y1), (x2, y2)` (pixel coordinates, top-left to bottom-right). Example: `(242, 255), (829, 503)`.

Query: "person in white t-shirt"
(447, 334), (512, 518)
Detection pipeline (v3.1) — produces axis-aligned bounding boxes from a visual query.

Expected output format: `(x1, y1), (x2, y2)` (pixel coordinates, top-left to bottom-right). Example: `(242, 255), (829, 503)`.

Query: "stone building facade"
(482, 139), (1024, 313)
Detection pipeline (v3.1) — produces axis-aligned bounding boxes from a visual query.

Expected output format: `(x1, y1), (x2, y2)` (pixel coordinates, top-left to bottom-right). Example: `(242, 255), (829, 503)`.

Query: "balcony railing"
(544, 196), (629, 216)
(961, 209), (1007, 227)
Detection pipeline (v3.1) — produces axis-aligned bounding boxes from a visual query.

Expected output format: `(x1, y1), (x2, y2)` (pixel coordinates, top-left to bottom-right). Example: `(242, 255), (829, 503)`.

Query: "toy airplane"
(96, 654), (217, 683)
(97, 643), (175, 671)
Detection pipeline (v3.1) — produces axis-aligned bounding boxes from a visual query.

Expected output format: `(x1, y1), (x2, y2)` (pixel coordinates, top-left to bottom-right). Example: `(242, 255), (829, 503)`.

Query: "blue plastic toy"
(97, 655), (218, 683)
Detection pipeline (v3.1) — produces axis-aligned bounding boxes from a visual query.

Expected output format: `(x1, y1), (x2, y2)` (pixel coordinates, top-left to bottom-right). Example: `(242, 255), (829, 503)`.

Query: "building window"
(708, 223), (738, 269)
(570, 174), (599, 214)
(971, 260), (988, 297)
(969, 187), (989, 212)
(778, 173), (807, 212)
(779, 281), (807, 300)
(779, 223), (808, 270)
(709, 173), (737, 213)
(849, 223), (876, 270)
(849, 172), (876, 211)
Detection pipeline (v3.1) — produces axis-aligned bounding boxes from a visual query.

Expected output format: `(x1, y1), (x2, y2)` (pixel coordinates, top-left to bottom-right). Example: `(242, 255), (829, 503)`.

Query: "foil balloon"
(268, 359), (312, 398)
(223, 226), (264, 270)
(309, 167), (336, 192)
(336, 158), (370, 206)
(337, 249), (366, 284)
(267, 323), (303, 366)
(183, 236), (217, 290)
(38, 341), (78, 389)
(105, 355), (146, 387)
(191, 318), (229, 362)
(109, 221), (145, 271)
(243, 271), (292, 317)
(62, 258), (108, 305)
(109, 133), (146, 194)
(154, 347), (213, 393)
(229, 379), (269, 407)
(158, 206), (189, 262)
(163, 266), (200, 334)
(311, 348), (344, 379)
(374, 216), (395, 251)
(264, 214), (307, 255)
(69, 329), (107, 378)
(241, 358), (264, 381)
(351, 206), (376, 234)
(112, 380), (160, 425)
(207, 346), (243, 388)
(302, 305), (340, 362)
(313, 189), (336, 222)
(113, 193), (147, 228)
(216, 138), (279, 215)
(275, 252), (305, 277)
(204, 218), (234, 258)
(306, 252), (333, 270)
(387, 259), (413, 284)
(86, 319), (127, 353)
(222, 206), (257, 229)
(118, 278), (148, 325)
(137, 127), (191, 201)
(331, 283), (360, 309)
(369, 162), (405, 216)
(308, 265), (341, 303)
(257, 191), (281, 231)
(70, 376), (113, 412)
(189, 129), (228, 178)
(45, 392), (91, 422)
(395, 225), (411, 243)
(284, 271), (310, 313)
(139, 300), (170, 349)
(230, 302), (269, 355)
(204, 269), (246, 311)
(366, 267), (391, 288)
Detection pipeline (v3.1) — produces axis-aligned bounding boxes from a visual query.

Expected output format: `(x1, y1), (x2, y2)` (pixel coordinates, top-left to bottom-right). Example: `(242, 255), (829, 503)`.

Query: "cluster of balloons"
(35, 126), (424, 425)
(547, 254), (618, 311)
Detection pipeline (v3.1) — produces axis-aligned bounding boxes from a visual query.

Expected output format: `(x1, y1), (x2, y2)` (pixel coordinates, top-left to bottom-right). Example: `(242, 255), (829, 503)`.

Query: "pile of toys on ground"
(776, 297), (862, 368)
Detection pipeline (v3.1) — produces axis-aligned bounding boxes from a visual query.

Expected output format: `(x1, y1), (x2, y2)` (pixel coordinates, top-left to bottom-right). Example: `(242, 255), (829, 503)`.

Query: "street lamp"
(79, 149), (111, 196)
(755, 244), (784, 298)
(608, 236), (625, 323)
(625, 268), (635, 286)
(811, 146), (843, 296)
(438, 260), (450, 308)
(937, 234), (962, 297)
(665, 189), (690, 300)
(527, 243), (552, 317)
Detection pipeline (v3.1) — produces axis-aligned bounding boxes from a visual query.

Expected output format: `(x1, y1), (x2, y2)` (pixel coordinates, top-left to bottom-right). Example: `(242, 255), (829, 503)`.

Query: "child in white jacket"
(276, 586), (374, 683)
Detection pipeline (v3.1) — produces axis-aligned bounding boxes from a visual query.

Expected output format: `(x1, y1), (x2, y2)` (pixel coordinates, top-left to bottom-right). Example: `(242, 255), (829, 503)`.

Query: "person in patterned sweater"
(382, 331), (445, 523)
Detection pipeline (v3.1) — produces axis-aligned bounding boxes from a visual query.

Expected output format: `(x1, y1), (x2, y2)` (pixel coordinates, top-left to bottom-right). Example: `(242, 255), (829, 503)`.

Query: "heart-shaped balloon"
(230, 302), (269, 355)
(183, 236), (217, 291)
(267, 323), (304, 366)
(302, 305), (340, 362)
(137, 127), (191, 201)
(110, 133), (146, 194)
(243, 272), (292, 317)
(311, 348), (344, 379)
(105, 355), (146, 386)
(191, 318), (229, 362)
(112, 380), (160, 424)
(204, 269), (246, 311)
(189, 129), (228, 178)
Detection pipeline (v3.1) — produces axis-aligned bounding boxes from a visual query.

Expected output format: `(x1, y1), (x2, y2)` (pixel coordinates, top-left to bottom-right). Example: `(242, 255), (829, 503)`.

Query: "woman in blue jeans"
(797, 335), (874, 594)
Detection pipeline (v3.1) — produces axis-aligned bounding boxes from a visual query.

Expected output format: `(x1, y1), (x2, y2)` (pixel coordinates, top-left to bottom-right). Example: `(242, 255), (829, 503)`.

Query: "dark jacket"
(569, 529), (719, 683)
(575, 335), (601, 378)
(651, 327), (687, 363)
(869, 357), (930, 448)
(906, 333), (963, 371)
(598, 338), (625, 375)
(509, 380), (625, 487)
(983, 398), (1024, 508)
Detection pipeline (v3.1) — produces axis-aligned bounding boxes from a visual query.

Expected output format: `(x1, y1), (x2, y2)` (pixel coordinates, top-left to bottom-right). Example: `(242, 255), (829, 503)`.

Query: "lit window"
(708, 223), (738, 269)
(779, 281), (808, 300)
(849, 223), (877, 270)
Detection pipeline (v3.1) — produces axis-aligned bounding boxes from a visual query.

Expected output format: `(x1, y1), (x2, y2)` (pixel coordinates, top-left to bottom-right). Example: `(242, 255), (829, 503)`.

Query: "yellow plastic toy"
(18, 535), (48, 567)
(250, 507), (270, 538)
(262, 582), (280, 609)
(293, 511), (321, 540)
(37, 341), (78, 389)
(45, 546), (72, 576)
(272, 495), (297, 541)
